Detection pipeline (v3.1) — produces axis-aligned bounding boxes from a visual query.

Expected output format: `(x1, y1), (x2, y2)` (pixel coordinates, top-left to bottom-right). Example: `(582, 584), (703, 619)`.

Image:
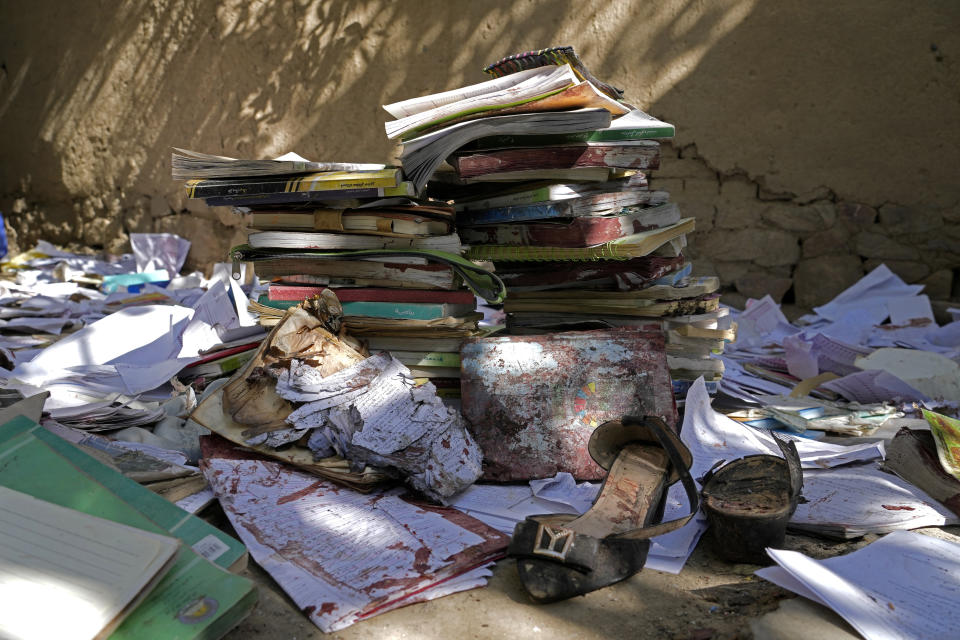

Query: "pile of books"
(383, 47), (731, 400)
(176, 149), (506, 399)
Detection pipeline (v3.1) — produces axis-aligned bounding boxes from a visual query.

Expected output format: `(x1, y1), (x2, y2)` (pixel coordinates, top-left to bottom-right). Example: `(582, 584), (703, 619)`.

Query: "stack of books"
(383, 47), (731, 399)
(0, 408), (255, 639)
(175, 149), (507, 399)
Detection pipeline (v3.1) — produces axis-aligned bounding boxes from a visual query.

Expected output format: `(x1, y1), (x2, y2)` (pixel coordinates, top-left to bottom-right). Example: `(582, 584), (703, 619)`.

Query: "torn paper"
(276, 351), (483, 502)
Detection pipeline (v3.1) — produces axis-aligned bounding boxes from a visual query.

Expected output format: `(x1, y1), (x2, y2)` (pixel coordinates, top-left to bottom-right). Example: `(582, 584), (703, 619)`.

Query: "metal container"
(460, 327), (677, 481)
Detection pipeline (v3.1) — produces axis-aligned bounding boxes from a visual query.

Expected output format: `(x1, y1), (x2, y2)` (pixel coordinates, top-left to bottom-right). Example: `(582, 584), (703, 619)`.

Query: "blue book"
(456, 189), (669, 226)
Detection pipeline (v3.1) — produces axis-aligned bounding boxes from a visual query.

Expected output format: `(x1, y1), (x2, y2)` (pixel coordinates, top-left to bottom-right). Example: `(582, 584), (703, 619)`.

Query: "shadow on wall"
(0, 0), (755, 264)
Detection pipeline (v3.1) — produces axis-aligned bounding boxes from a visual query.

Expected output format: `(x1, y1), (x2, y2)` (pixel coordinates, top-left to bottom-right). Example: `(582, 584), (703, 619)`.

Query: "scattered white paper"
(130, 233), (191, 279)
(813, 264), (922, 322)
(757, 531), (960, 640)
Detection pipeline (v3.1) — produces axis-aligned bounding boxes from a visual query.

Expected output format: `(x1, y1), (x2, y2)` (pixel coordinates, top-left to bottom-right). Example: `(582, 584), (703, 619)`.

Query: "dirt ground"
(212, 503), (957, 639)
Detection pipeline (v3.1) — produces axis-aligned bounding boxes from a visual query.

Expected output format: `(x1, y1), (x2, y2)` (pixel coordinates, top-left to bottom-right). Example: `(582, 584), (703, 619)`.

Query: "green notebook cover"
(0, 417), (257, 639)
(256, 295), (474, 320)
(388, 350), (462, 368)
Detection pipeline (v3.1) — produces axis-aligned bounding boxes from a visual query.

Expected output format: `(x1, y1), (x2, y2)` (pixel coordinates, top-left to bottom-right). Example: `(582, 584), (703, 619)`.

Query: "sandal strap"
(508, 518), (649, 573)
(614, 415), (700, 540)
(770, 432), (804, 502)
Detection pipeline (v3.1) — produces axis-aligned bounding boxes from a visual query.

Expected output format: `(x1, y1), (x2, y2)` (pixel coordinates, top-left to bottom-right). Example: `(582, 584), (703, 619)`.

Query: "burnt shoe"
(700, 434), (803, 564)
(508, 416), (699, 603)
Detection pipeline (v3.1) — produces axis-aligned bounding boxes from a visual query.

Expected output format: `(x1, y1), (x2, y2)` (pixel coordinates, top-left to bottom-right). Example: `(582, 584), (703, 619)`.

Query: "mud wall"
(1, 1), (958, 312)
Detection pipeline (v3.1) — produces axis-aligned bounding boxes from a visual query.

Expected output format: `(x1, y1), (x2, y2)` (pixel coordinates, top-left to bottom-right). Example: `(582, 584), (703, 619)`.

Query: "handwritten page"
(0, 486), (180, 640)
(201, 451), (506, 633)
(758, 531), (960, 640)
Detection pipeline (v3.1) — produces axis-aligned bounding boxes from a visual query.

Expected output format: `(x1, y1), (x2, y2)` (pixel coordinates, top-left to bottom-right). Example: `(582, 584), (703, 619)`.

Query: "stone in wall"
(794, 255), (863, 308)
(862, 259), (930, 284)
(854, 231), (921, 261)
(877, 204), (944, 235)
(712, 260), (752, 285)
(695, 228), (800, 267)
(835, 202), (878, 228)
(761, 201), (835, 234)
(670, 180), (718, 232)
(734, 271), (793, 303)
(802, 226), (852, 258)
(920, 269), (954, 300)
(713, 177), (758, 229)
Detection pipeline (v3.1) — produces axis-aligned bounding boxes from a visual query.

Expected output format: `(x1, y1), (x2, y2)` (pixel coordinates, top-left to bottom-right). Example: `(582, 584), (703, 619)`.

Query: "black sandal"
(508, 415), (699, 603)
(699, 433), (803, 564)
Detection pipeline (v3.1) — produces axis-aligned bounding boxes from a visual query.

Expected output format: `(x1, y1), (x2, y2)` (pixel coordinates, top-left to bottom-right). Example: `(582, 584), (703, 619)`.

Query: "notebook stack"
(175, 149), (506, 398)
(0, 403), (255, 640)
(384, 47), (731, 400)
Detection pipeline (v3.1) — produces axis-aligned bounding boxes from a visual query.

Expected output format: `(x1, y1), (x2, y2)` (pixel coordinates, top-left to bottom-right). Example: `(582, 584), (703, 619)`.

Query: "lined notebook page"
(0, 486), (180, 640)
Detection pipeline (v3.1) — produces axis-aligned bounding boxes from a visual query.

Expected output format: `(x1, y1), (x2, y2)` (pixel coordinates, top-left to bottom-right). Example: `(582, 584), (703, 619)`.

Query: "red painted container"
(460, 327), (677, 481)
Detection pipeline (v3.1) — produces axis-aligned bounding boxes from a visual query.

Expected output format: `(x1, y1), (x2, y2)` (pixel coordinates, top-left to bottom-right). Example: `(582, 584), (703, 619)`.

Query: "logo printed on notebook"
(533, 524), (575, 559)
(178, 597), (220, 624)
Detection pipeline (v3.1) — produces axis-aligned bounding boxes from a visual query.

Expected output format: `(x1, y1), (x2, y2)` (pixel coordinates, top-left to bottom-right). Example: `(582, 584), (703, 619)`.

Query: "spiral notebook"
(464, 217), (694, 262)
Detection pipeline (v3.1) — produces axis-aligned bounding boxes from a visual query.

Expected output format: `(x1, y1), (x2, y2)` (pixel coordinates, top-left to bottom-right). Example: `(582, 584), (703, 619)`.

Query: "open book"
(384, 64), (626, 140)
(201, 437), (507, 633)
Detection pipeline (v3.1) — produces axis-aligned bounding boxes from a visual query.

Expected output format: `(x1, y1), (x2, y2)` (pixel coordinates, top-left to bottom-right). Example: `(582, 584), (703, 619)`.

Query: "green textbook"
(0, 416), (256, 639)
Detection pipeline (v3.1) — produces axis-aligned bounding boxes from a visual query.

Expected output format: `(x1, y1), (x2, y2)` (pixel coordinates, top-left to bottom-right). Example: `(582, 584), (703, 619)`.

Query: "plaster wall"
(1, 1), (958, 308)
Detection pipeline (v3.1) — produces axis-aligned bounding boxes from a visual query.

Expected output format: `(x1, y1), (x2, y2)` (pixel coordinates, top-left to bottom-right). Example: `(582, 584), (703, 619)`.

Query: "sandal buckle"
(532, 524), (575, 560)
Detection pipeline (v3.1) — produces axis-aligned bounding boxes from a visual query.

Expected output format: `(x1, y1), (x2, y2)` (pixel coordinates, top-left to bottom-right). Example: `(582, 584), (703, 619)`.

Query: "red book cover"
(268, 285), (475, 305)
(451, 142), (661, 178)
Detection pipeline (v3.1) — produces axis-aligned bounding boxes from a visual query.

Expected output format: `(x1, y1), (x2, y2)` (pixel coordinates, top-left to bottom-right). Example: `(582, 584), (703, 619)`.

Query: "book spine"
(451, 144), (660, 177)
(186, 172), (398, 198)
(464, 125), (676, 149)
(267, 285), (474, 305)
(455, 191), (666, 226)
(256, 296), (300, 310)
(465, 243), (634, 262)
(250, 212), (315, 229)
(454, 186), (556, 211)
(203, 183), (413, 207)
(389, 350), (462, 367)
(456, 202), (573, 226)
(406, 365), (462, 379)
(340, 301), (475, 320)
(252, 260), (456, 288)
(460, 217), (640, 248)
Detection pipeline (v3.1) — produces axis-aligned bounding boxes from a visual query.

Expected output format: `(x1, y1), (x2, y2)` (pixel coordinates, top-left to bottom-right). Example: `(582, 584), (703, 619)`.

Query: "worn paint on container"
(461, 327), (677, 481)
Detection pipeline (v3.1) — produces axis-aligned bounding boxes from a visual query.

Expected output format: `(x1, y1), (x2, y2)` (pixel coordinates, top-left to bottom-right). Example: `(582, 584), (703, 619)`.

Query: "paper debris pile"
(194, 295), (483, 503)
